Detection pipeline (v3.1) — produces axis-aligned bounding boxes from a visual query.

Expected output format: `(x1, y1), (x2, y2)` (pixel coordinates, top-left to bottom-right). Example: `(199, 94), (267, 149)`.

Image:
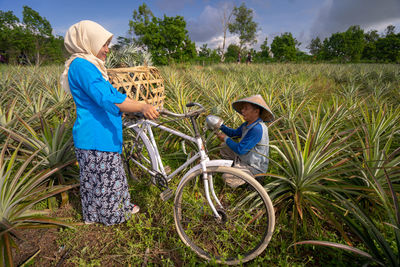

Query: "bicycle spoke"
(123, 118), (274, 264)
(174, 166), (274, 264)
(123, 126), (158, 181)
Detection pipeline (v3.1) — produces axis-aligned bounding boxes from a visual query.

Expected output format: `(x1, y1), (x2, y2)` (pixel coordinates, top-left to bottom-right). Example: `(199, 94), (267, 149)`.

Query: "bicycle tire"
(174, 166), (275, 265)
(123, 126), (158, 181)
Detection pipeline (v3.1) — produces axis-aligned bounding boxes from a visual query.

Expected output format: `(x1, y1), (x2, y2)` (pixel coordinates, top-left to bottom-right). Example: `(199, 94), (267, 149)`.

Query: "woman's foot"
(131, 205), (140, 214)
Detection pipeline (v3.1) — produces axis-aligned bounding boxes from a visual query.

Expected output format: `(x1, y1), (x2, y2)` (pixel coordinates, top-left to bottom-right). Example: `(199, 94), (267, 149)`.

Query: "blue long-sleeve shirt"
(68, 58), (127, 153)
(220, 118), (263, 155)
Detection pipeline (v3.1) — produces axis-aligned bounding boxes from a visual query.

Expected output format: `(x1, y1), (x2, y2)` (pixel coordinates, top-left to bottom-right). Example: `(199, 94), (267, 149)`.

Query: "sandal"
(131, 205), (140, 214)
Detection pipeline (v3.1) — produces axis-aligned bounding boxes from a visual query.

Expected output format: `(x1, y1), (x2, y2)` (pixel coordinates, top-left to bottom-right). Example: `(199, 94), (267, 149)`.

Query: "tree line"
(307, 25), (400, 63)
(0, 6), (66, 65)
(1, 4), (399, 66)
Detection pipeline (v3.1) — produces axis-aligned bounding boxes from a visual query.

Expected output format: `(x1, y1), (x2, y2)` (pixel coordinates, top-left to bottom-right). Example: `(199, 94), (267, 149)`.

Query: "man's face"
(241, 103), (260, 123)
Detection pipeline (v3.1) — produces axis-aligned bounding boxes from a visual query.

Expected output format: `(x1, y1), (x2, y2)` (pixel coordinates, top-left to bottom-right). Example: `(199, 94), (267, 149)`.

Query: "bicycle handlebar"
(186, 102), (203, 109)
(159, 102), (205, 118)
(126, 103), (205, 120)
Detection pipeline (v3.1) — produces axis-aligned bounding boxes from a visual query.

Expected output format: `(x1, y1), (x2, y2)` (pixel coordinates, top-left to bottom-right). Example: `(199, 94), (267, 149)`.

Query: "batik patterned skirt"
(75, 148), (134, 225)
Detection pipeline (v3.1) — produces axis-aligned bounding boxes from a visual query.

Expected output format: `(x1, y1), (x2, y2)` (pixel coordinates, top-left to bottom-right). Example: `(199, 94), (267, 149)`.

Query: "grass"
(47, 179), (364, 266)
(1, 62), (399, 265)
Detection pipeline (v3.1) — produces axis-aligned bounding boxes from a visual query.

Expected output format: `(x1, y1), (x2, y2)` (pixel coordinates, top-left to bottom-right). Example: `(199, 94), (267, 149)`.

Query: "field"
(1, 63), (399, 266)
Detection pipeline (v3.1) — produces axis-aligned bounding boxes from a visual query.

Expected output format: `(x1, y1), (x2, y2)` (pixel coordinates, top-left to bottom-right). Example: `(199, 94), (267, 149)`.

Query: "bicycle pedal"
(160, 188), (173, 201)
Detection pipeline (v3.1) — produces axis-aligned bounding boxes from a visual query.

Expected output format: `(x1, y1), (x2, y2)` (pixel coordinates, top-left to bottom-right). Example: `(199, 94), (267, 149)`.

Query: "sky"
(1, 0), (400, 52)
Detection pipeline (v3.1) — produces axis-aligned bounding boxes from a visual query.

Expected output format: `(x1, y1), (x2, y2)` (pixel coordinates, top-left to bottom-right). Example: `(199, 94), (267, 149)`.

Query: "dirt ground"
(13, 203), (79, 266)
(14, 227), (61, 266)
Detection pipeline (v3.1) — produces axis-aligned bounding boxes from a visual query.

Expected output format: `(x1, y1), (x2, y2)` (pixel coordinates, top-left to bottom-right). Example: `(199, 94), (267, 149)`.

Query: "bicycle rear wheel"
(123, 126), (158, 181)
(174, 166), (275, 265)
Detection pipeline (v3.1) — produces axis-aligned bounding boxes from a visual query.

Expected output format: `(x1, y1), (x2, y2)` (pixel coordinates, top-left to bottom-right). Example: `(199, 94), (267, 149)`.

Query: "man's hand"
(216, 132), (226, 142)
(141, 104), (159, 120)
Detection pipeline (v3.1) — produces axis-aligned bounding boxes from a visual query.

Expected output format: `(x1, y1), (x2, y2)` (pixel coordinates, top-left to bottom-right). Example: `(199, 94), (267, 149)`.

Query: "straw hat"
(232, 94), (274, 122)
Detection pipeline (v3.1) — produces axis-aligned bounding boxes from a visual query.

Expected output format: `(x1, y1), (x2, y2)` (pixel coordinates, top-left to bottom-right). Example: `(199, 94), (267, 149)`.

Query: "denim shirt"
(221, 118), (269, 174)
(238, 121), (269, 175)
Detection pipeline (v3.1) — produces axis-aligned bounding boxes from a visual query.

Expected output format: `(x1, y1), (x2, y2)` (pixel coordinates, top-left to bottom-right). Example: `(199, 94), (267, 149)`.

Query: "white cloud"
(364, 19), (400, 34)
(196, 34), (239, 51)
(311, 0), (400, 39)
(53, 27), (68, 37)
(189, 1), (267, 50)
(187, 5), (222, 42)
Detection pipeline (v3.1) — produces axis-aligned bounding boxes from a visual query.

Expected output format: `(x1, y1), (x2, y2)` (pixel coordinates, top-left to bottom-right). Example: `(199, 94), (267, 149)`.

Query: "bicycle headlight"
(205, 115), (224, 131)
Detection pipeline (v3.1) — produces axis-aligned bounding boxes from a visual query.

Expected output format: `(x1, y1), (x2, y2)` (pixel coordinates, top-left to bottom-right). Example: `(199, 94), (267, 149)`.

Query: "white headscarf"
(60, 20), (113, 94)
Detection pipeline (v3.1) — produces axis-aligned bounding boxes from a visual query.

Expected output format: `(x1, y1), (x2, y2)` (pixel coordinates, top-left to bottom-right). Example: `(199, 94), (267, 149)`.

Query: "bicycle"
(122, 102), (275, 265)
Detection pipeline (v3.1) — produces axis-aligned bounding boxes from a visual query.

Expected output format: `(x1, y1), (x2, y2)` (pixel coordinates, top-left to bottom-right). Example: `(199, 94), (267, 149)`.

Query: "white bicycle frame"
(124, 119), (233, 219)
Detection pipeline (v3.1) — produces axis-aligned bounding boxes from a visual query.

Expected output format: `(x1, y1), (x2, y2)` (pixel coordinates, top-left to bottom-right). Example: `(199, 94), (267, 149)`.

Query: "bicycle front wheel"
(123, 126), (158, 181)
(174, 166), (275, 265)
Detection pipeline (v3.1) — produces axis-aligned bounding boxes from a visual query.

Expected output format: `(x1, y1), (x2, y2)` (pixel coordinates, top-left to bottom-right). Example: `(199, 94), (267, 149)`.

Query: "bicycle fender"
(177, 159), (233, 189)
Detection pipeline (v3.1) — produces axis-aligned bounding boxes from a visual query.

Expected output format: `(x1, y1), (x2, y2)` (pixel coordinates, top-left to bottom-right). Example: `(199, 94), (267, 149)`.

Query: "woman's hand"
(216, 132), (226, 142)
(141, 104), (159, 120)
(116, 98), (159, 119)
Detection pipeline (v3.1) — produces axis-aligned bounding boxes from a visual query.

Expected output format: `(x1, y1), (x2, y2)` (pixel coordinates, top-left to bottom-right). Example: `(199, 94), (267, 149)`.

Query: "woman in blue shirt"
(60, 20), (159, 225)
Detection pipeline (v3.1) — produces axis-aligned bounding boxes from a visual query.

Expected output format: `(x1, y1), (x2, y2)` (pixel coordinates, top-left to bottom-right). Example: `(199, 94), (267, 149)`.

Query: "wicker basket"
(107, 66), (165, 110)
